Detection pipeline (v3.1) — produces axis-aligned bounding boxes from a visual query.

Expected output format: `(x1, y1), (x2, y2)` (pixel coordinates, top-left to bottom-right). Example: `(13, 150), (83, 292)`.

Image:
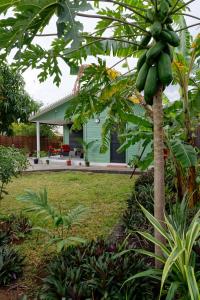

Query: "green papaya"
(166, 0), (172, 7)
(150, 20), (162, 38)
(136, 62), (149, 92)
(146, 9), (155, 23)
(164, 44), (173, 62)
(146, 41), (165, 65)
(144, 66), (158, 105)
(137, 50), (147, 71)
(159, 0), (169, 19)
(168, 30), (180, 47)
(139, 34), (151, 49)
(158, 52), (173, 85)
(160, 29), (173, 44)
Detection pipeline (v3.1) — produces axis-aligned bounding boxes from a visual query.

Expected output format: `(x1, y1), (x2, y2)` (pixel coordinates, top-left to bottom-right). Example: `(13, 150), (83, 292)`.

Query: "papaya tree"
(0, 0), (199, 265)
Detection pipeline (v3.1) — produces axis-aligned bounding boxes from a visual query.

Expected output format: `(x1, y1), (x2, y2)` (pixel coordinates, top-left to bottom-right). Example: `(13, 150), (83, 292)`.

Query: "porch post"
(36, 121), (40, 158)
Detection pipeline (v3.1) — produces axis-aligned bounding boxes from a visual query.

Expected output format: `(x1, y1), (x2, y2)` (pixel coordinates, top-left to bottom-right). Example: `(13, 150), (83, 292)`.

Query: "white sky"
(22, 1), (200, 107)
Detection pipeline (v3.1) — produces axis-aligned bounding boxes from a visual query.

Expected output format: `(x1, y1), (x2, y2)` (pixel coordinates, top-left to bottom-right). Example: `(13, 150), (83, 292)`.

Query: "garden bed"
(0, 171), (133, 297)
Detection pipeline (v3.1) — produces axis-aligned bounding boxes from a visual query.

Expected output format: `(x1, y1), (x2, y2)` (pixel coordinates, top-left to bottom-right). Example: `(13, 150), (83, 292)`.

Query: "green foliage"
(0, 223), (25, 286)
(0, 63), (39, 135)
(132, 200), (200, 300)
(76, 137), (97, 162)
(0, 213), (32, 242)
(12, 123), (56, 138)
(0, 146), (28, 199)
(0, 246), (25, 286)
(170, 139), (197, 169)
(123, 166), (176, 236)
(40, 239), (157, 300)
(17, 189), (87, 252)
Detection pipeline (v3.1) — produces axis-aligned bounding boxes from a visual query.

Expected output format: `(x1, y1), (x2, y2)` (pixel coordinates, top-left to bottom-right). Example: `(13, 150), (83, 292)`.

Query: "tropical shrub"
(40, 239), (157, 300)
(123, 165), (176, 234)
(0, 213), (32, 243)
(131, 199), (200, 300)
(0, 146), (28, 199)
(0, 227), (25, 286)
(0, 246), (25, 286)
(17, 189), (87, 252)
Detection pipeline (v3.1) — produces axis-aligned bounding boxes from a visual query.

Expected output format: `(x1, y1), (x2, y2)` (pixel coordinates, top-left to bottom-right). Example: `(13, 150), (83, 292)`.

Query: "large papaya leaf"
(170, 140), (197, 169)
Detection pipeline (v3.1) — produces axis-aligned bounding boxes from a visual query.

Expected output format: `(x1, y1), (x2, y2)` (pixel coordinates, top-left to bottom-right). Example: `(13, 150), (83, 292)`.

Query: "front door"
(69, 128), (83, 149)
(110, 131), (126, 163)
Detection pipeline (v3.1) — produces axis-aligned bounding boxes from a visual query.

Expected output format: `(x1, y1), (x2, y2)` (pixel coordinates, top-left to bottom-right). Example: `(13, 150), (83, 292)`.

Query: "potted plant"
(66, 155), (72, 166)
(76, 138), (97, 167)
(46, 159), (50, 165)
(33, 158), (39, 164)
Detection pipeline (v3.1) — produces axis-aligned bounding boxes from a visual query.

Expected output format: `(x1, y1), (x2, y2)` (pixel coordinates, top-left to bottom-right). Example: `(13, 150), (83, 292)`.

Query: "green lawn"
(0, 171), (133, 293)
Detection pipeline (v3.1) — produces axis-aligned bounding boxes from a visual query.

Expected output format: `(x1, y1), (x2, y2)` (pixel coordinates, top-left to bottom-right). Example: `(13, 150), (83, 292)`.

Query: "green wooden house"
(30, 94), (149, 164)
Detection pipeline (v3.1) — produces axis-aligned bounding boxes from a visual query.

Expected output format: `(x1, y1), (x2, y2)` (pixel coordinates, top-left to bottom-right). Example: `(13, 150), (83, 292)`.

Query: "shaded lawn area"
(0, 171), (133, 294)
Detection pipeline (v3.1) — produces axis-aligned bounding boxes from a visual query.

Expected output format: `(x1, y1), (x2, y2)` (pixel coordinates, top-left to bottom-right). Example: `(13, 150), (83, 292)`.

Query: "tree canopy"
(0, 63), (39, 135)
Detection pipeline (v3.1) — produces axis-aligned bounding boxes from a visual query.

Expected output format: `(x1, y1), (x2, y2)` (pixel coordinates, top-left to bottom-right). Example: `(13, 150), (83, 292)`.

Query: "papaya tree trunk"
(153, 86), (165, 268)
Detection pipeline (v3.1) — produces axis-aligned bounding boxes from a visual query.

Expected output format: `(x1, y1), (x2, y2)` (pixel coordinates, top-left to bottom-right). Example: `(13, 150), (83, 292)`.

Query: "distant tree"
(11, 123), (56, 138)
(0, 63), (39, 135)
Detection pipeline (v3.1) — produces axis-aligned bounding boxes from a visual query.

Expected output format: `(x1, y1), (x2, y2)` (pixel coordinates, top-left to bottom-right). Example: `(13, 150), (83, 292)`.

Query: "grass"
(0, 171), (133, 294)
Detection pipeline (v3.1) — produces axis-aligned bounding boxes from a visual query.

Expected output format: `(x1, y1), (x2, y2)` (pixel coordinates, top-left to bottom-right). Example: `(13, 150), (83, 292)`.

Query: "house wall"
(126, 104), (152, 164)
(84, 111), (110, 163)
(34, 101), (71, 123)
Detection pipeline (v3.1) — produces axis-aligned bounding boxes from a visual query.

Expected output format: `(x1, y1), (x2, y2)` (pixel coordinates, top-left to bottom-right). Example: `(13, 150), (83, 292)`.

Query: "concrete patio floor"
(25, 157), (141, 175)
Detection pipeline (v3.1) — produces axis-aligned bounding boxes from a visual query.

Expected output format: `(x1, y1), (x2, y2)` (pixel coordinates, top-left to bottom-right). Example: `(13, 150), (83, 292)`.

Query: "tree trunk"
(153, 87), (165, 268)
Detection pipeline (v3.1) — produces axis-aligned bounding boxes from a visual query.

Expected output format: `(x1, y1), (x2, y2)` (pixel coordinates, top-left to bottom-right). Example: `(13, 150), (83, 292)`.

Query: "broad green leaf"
(170, 140), (197, 168)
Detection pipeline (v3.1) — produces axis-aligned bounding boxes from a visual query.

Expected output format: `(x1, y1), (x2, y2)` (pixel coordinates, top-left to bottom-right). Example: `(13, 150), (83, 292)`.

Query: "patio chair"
(60, 144), (71, 156)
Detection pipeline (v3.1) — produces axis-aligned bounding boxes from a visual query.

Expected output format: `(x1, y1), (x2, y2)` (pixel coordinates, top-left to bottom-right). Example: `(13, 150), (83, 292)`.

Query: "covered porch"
(29, 95), (83, 159)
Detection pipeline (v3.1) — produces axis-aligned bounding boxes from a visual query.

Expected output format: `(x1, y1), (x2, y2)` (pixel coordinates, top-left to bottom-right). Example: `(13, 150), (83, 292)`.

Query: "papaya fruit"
(136, 62), (149, 92)
(146, 41), (165, 65)
(166, 0), (172, 7)
(164, 44), (173, 62)
(160, 29), (173, 44)
(159, 0), (169, 19)
(139, 34), (151, 49)
(168, 30), (180, 47)
(137, 50), (147, 71)
(158, 52), (173, 85)
(150, 20), (162, 38)
(144, 66), (158, 105)
(146, 10), (155, 23)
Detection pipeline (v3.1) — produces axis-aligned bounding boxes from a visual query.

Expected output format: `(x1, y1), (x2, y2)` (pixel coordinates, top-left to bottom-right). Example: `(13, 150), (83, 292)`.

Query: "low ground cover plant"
(39, 239), (157, 300)
(0, 213), (32, 243)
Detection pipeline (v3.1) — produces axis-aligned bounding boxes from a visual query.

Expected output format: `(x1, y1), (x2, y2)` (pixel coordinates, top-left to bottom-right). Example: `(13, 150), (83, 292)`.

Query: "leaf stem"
(175, 22), (200, 32)
(76, 12), (148, 33)
(171, 0), (196, 15)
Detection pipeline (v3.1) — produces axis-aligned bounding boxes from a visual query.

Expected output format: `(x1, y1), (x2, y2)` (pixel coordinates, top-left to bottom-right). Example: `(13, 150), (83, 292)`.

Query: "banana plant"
(17, 189), (87, 252)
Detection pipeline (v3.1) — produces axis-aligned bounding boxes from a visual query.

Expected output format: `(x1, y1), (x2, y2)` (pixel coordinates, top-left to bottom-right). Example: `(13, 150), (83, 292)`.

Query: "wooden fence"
(0, 135), (62, 153)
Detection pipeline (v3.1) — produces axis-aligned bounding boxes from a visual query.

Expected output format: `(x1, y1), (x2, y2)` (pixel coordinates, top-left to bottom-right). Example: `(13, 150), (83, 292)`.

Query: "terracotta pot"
(67, 160), (72, 166)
